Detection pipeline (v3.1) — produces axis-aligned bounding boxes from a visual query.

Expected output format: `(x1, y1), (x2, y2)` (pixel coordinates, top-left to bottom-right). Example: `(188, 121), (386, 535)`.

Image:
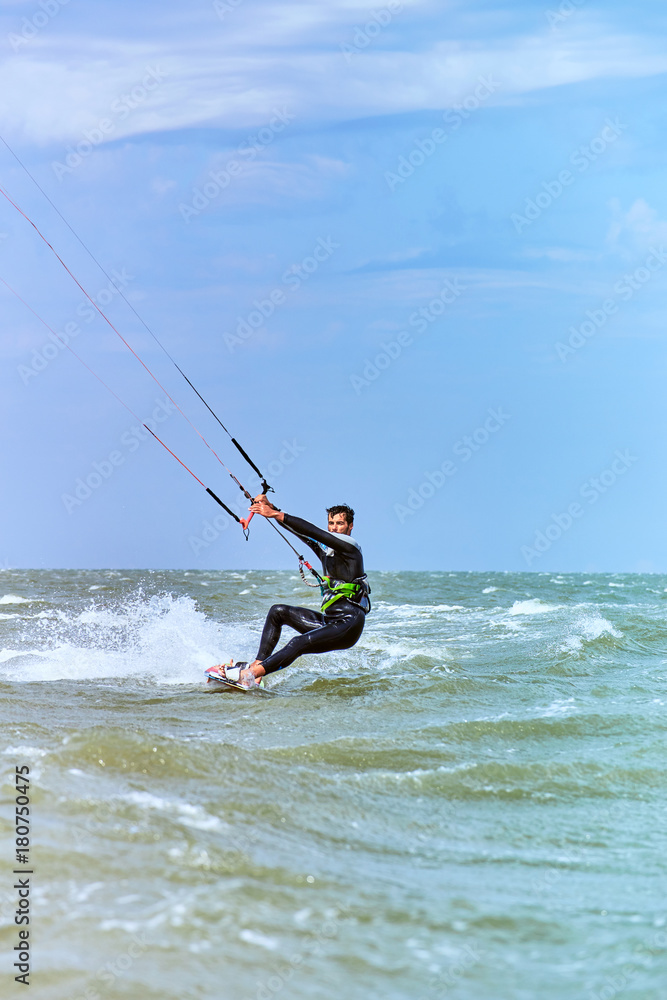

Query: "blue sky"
(1, 0), (667, 571)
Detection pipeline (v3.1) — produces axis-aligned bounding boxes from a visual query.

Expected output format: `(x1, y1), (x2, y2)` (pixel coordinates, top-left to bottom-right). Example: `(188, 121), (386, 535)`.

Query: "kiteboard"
(204, 664), (274, 696)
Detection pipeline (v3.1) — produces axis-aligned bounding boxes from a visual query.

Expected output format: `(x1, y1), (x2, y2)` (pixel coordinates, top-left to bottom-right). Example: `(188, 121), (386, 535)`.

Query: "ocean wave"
(508, 599), (560, 616)
(121, 791), (225, 831)
(53, 727), (234, 780)
(0, 591), (251, 684)
(0, 578), (656, 694)
(557, 612), (623, 655)
(1, 744), (49, 758)
(372, 602), (466, 617)
(0, 587), (459, 686)
(0, 648), (41, 665)
(350, 756), (664, 802)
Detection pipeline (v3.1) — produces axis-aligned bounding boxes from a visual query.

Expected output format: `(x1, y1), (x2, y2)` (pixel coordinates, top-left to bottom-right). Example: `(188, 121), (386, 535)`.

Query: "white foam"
(0, 595), (33, 605)
(74, 882), (105, 903)
(239, 929), (279, 951)
(535, 698), (577, 718)
(482, 587), (497, 594)
(100, 919), (143, 933)
(508, 599), (559, 616)
(122, 791), (224, 831)
(374, 602), (465, 618)
(559, 611), (622, 653)
(2, 745), (49, 757)
(0, 649), (40, 665)
(0, 592), (253, 685)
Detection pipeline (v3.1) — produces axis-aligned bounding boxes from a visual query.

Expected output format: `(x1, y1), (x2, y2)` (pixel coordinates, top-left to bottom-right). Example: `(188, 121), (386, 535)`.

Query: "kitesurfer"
(214, 498), (370, 687)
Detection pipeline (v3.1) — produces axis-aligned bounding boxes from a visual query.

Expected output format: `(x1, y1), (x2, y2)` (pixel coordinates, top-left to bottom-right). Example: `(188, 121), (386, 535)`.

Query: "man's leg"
(251, 606), (365, 677)
(256, 604), (325, 661)
(240, 604), (326, 682)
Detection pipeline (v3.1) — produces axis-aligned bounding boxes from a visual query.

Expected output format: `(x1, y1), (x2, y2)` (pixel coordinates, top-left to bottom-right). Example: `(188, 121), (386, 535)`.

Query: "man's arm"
(249, 496), (285, 522)
(248, 498), (358, 555)
(281, 514), (359, 554)
(248, 496), (324, 559)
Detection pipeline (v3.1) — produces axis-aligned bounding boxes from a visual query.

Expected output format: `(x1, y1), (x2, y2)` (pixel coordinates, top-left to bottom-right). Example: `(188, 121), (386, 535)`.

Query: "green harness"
(297, 558), (370, 614)
(320, 577), (369, 613)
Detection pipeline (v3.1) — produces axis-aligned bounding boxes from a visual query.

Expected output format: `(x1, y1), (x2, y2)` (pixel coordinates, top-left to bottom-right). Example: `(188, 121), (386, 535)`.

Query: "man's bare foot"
(212, 660), (265, 686)
(209, 661), (263, 688)
(239, 660), (266, 686)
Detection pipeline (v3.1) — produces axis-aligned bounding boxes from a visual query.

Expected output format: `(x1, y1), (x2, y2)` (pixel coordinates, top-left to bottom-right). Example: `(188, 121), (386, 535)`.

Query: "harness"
(297, 559), (370, 613)
(320, 575), (371, 613)
(271, 522), (370, 614)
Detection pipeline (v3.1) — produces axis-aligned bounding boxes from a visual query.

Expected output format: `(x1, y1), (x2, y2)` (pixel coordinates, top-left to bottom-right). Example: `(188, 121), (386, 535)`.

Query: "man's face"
(328, 513), (353, 535)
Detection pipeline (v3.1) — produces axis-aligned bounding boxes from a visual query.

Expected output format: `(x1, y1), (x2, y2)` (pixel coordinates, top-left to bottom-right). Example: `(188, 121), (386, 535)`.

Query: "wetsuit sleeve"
(279, 513), (325, 559)
(282, 513), (360, 556)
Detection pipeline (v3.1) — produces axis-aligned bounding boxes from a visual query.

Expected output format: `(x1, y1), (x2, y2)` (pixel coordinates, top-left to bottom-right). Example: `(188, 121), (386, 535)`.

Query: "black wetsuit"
(256, 513), (370, 674)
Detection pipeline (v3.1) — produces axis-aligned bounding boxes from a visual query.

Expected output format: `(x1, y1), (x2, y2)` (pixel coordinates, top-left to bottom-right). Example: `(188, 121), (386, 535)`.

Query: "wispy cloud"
(606, 198), (667, 258)
(1, 4), (667, 143)
(522, 247), (602, 263)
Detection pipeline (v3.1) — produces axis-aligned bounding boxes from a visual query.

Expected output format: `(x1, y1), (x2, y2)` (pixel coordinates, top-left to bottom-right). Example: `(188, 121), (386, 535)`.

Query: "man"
(215, 498), (370, 687)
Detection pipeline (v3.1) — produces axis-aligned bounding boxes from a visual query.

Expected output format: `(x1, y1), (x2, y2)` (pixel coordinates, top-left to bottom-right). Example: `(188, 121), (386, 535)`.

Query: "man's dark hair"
(326, 504), (355, 524)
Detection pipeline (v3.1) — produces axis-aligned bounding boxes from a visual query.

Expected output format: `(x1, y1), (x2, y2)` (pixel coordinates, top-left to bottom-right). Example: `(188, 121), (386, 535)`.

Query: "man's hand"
(250, 495), (284, 521)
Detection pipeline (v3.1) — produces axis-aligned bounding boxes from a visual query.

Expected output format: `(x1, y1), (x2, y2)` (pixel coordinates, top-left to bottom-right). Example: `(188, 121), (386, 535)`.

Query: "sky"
(1, 0), (667, 572)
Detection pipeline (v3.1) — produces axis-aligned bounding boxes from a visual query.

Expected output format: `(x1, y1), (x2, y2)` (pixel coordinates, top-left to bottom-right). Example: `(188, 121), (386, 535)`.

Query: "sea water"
(1, 569), (666, 999)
